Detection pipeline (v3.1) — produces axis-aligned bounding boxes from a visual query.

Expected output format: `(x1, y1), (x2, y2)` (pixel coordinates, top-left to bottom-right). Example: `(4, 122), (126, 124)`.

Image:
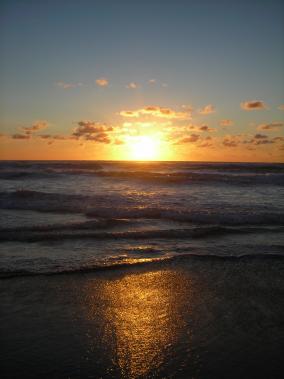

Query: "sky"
(0, 0), (283, 161)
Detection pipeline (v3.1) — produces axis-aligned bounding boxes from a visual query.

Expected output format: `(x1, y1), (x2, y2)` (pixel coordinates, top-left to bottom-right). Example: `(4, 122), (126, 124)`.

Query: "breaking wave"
(0, 225), (283, 242)
(0, 189), (283, 226)
(1, 253), (283, 279)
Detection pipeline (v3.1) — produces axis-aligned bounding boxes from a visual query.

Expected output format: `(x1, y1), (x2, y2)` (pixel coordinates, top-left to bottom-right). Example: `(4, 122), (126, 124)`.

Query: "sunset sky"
(0, 0), (283, 161)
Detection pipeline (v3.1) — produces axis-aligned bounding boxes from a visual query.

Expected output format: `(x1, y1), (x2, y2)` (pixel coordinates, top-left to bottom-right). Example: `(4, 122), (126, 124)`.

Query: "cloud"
(277, 104), (284, 110)
(273, 136), (284, 142)
(254, 134), (267, 139)
(119, 106), (189, 119)
(119, 110), (140, 118)
(85, 132), (111, 144)
(220, 119), (233, 127)
(198, 104), (215, 115)
(38, 134), (51, 139)
(73, 121), (113, 137)
(12, 133), (31, 140)
(222, 136), (240, 147)
(148, 79), (156, 84)
(257, 122), (283, 131)
(96, 78), (109, 87)
(188, 124), (215, 132)
(126, 82), (139, 89)
(55, 81), (82, 89)
(241, 100), (267, 110)
(253, 139), (274, 145)
(181, 105), (193, 112)
(174, 134), (200, 144)
(113, 138), (125, 145)
(21, 120), (48, 134)
(72, 120), (113, 144)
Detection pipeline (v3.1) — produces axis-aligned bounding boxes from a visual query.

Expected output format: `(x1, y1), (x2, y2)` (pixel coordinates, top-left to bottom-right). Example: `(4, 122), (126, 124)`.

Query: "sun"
(128, 135), (160, 160)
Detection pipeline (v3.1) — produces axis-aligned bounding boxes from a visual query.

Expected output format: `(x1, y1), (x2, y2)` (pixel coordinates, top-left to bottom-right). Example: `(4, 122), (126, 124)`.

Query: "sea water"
(0, 161), (283, 276)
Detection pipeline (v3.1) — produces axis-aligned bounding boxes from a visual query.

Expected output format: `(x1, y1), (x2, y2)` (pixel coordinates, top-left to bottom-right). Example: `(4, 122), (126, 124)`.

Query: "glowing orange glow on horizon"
(128, 135), (161, 161)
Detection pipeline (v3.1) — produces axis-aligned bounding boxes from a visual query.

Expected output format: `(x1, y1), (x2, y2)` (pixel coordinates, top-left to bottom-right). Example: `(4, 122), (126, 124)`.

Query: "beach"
(1, 256), (284, 379)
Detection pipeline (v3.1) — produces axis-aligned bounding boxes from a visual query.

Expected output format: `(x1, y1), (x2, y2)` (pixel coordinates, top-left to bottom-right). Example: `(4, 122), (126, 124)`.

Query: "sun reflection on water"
(84, 269), (192, 378)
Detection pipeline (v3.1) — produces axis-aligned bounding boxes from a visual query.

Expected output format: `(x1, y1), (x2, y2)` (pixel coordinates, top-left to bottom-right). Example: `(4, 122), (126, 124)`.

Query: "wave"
(90, 170), (284, 185)
(1, 170), (283, 185)
(1, 190), (284, 226)
(1, 253), (283, 279)
(86, 207), (284, 226)
(1, 162), (284, 184)
(1, 225), (283, 243)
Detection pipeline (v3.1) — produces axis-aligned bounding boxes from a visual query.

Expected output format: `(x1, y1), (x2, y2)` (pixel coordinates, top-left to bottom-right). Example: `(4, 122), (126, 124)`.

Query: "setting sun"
(128, 136), (161, 160)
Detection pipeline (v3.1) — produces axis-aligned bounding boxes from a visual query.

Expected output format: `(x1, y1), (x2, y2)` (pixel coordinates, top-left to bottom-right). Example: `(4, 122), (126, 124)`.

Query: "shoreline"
(1, 257), (284, 378)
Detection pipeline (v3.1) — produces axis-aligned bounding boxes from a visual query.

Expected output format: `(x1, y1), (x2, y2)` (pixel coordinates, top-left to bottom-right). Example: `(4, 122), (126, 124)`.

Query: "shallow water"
(1, 258), (284, 378)
(0, 161), (283, 275)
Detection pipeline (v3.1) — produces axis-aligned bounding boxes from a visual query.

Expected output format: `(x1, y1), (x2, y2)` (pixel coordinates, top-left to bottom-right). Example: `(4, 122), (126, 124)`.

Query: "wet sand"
(1, 256), (284, 379)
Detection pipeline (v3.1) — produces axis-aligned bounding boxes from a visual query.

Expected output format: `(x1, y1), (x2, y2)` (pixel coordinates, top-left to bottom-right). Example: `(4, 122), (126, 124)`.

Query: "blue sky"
(0, 0), (283, 161)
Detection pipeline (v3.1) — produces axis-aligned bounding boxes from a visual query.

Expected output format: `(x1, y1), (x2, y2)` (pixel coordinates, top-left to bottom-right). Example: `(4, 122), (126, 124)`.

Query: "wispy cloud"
(96, 78), (109, 87)
(222, 135), (241, 147)
(55, 81), (82, 89)
(189, 124), (215, 132)
(241, 100), (267, 110)
(181, 105), (193, 112)
(277, 104), (284, 110)
(198, 104), (216, 115)
(12, 133), (31, 140)
(148, 79), (156, 84)
(254, 134), (267, 139)
(113, 138), (125, 145)
(257, 122), (283, 131)
(119, 106), (190, 119)
(174, 134), (200, 144)
(220, 119), (234, 127)
(126, 82), (139, 89)
(22, 120), (48, 134)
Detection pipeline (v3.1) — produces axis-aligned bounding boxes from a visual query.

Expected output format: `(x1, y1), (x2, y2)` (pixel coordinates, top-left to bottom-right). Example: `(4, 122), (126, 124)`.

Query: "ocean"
(1, 160), (284, 378)
(0, 160), (283, 276)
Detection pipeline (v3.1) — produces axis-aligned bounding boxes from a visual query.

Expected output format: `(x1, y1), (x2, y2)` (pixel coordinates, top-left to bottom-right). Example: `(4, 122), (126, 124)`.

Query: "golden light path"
(82, 267), (197, 378)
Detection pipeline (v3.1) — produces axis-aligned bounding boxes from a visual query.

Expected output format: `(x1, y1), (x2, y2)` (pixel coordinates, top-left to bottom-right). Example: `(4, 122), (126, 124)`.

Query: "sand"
(1, 256), (284, 379)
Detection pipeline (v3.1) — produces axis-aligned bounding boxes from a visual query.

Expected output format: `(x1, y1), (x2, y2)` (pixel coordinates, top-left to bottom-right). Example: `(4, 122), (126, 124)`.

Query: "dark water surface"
(1, 257), (284, 379)
(0, 161), (283, 275)
(0, 161), (284, 378)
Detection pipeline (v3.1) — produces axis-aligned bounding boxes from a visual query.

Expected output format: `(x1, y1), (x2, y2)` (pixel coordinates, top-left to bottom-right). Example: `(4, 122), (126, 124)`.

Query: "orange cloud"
(22, 120), (48, 134)
(198, 104), (216, 115)
(96, 78), (109, 87)
(126, 82), (139, 89)
(241, 100), (267, 110)
(119, 106), (189, 119)
(257, 122), (283, 131)
(72, 120), (113, 144)
(189, 124), (215, 132)
(12, 133), (31, 140)
(220, 119), (234, 127)
(174, 134), (200, 144)
(73, 121), (113, 136)
(277, 104), (284, 110)
(55, 81), (82, 89)
(222, 135), (241, 147)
